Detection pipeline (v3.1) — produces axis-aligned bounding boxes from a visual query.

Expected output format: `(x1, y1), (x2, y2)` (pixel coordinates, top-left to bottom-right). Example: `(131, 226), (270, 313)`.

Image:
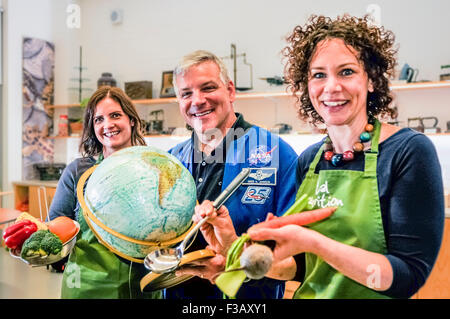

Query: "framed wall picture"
(159, 71), (176, 98)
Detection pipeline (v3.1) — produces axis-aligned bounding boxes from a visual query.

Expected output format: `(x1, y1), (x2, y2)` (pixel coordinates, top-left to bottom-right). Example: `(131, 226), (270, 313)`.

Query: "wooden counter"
(413, 216), (450, 299)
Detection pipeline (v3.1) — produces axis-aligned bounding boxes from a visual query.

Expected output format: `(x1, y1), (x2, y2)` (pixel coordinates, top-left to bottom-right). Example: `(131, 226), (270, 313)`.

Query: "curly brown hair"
(79, 86), (146, 157)
(283, 14), (398, 125)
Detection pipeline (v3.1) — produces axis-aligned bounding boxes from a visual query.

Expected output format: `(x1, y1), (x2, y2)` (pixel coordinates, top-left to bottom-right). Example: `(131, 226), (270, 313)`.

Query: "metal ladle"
(144, 168), (250, 274)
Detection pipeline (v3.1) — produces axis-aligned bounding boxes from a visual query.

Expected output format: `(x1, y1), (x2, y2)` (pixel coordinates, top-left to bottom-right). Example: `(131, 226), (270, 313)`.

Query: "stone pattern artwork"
(22, 37), (55, 180)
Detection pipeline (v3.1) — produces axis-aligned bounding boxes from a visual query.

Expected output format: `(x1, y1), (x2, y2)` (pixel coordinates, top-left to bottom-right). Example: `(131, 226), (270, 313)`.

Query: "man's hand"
(175, 253), (226, 284)
(193, 200), (238, 256)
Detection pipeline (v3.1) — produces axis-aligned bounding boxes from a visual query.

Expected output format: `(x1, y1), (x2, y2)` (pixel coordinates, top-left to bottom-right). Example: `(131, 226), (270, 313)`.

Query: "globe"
(83, 145), (197, 258)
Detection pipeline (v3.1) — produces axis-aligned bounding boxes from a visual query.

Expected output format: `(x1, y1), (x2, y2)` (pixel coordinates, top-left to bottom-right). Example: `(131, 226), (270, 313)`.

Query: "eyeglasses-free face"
(308, 38), (374, 128)
(175, 61), (237, 137)
(93, 97), (134, 158)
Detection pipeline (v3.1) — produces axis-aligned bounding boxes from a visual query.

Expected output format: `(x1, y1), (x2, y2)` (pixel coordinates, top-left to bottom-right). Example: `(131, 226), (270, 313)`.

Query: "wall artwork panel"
(22, 37), (55, 180)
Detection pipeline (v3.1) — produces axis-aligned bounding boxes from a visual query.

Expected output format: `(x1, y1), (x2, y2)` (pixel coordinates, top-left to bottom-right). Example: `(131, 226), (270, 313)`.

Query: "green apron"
(61, 155), (162, 299)
(293, 120), (390, 299)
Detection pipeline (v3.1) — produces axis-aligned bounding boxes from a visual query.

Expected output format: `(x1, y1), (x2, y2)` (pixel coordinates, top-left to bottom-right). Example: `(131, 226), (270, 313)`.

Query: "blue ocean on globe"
(84, 146), (197, 258)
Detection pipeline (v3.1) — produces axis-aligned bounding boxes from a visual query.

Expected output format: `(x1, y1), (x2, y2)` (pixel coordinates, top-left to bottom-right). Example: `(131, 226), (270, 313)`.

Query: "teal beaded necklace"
(323, 117), (375, 167)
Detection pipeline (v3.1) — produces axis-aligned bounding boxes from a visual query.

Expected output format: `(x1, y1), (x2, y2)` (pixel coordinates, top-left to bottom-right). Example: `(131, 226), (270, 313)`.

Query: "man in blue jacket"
(166, 50), (298, 299)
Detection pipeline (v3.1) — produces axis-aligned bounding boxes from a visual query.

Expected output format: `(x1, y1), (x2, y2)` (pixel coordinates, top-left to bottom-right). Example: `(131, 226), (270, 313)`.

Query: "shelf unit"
(389, 81), (450, 91)
(44, 92), (293, 109)
(44, 81), (450, 110)
(12, 180), (58, 221)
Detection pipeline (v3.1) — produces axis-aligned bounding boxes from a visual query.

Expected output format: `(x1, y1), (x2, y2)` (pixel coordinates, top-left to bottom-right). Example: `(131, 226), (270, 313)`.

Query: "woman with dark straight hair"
(48, 86), (160, 299)
(80, 85), (146, 158)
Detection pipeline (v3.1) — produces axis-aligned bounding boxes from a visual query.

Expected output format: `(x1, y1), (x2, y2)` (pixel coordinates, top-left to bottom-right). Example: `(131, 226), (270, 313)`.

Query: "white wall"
(1, 0), (76, 205)
(66, 0), (450, 130)
(70, 0), (450, 97)
(2, 0), (450, 205)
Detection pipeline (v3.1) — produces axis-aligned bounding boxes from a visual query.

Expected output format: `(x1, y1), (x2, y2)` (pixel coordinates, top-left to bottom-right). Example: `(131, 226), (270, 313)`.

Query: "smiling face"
(307, 38), (373, 127)
(93, 97), (133, 157)
(176, 61), (237, 136)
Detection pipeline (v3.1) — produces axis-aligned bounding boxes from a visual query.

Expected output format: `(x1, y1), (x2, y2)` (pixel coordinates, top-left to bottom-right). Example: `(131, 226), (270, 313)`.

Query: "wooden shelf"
(45, 91), (294, 109)
(44, 81), (450, 109)
(12, 181), (58, 221)
(47, 134), (192, 139)
(133, 97), (178, 105)
(46, 132), (450, 140)
(390, 81), (450, 91)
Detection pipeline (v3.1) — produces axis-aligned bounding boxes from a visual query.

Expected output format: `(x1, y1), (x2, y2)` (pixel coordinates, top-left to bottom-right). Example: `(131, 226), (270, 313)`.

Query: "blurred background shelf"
(44, 81), (450, 109)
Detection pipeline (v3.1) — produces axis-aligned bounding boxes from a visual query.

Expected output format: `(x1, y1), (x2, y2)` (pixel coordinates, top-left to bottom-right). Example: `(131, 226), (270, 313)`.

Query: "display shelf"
(46, 132), (450, 140)
(132, 97), (178, 105)
(12, 181), (58, 221)
(47, 134), (192, 139)
(390, 81), (450, 91)
(44, 92), (293, 109)
(45, 102), (81, 110)
(44, 81), (450, 110)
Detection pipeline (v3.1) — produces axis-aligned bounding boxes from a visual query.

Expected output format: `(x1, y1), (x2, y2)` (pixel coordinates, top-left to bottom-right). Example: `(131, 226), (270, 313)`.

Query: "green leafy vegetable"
(216, 193), (310, 298)
(216, 234), (250, 298)
(282, 194), (309, 216)
(215, 258), (247, 298)
(21, 230), (63, 259)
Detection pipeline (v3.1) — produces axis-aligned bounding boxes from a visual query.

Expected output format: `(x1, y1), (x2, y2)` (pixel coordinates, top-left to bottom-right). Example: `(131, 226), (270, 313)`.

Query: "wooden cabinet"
(284, 281), (301, 299)
(414, 217), (450, 299)
(28, 186), (57, 221)
(12, 181), (58, 222)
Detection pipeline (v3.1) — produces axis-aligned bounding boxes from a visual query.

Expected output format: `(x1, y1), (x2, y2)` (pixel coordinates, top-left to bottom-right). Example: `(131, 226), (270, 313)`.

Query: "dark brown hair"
(79, 86), (146, 157)
(283, 14), (398, 125)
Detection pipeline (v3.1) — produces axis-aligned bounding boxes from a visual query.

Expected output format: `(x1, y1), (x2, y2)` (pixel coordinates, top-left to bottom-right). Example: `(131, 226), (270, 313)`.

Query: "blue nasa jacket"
(169, 124), (298, 298)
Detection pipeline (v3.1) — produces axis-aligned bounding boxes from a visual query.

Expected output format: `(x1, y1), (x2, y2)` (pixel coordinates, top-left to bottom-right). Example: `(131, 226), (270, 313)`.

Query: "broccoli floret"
(20, 230), (63, 258)
(21, 230), (46, 258)
(40, 231), (63, 255)
(29, 229), (47, 242)
(21, 239), (41, 258)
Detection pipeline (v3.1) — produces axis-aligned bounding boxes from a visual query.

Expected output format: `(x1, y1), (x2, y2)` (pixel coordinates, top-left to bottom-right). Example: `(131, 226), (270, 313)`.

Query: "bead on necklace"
(323, 117), (375, 167)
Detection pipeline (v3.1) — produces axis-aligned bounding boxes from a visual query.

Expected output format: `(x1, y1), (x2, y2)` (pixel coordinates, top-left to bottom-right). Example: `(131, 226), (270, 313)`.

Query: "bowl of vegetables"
(4, 213), (80, 267)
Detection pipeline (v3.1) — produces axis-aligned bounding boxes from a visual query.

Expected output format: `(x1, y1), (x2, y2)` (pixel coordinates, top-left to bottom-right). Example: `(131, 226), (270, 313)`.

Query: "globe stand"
(76, 165), (199, 264)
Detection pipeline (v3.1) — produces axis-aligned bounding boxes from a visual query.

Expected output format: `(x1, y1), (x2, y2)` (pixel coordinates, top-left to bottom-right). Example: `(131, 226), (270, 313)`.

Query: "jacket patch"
(248, 145), (277, 165)
(241, 186), (272, 204)
(243, 168), (277, 186)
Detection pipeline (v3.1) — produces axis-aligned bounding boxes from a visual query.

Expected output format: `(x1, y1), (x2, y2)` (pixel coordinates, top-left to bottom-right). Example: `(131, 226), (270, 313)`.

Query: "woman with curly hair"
(248, 15), (445, 298)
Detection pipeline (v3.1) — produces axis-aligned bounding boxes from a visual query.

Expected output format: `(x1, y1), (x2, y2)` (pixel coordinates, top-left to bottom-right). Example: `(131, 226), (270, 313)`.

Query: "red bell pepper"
(3, 220), (38, 250)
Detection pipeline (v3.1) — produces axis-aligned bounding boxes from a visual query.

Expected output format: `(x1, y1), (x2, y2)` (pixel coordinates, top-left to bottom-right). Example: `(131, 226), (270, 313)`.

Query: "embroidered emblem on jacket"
(243, 168), (277, 186)
(248, 145), (277, 165)
(241, 186), (272, 204)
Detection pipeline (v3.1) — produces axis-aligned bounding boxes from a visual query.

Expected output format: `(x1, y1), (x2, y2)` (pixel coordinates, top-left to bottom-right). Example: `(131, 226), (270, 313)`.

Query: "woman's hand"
(193, 200), (238, 256)
(248, 224), (318, 262)
(248, 224), (394, 291)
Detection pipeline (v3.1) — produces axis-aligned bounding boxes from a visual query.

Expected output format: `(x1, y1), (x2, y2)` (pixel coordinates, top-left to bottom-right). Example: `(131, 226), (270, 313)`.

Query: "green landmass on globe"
(83, 146), (197, 258)
(140, 151), (182, 205)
